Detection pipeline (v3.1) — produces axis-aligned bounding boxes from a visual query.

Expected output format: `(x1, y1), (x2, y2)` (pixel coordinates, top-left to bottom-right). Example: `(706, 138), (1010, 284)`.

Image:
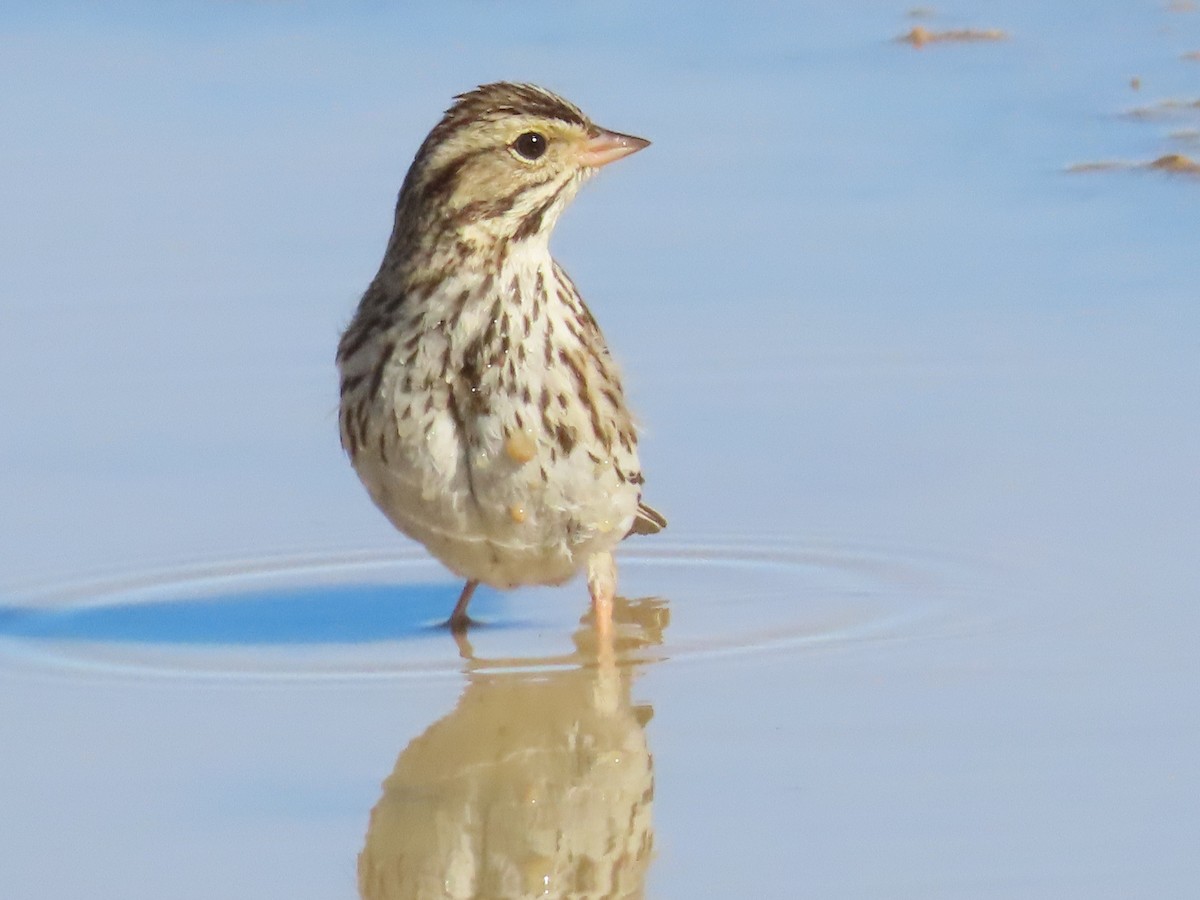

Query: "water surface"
(2, 2), (1198, 897)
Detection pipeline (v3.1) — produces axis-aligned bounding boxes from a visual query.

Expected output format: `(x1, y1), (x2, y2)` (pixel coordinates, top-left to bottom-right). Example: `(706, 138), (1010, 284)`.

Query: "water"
(2, 2), (1198, 897)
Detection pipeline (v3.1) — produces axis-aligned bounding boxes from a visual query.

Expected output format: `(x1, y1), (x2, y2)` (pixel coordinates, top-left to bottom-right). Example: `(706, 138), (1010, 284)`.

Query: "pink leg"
(587, 552), (616, 636)
(447, 579), (479, 633)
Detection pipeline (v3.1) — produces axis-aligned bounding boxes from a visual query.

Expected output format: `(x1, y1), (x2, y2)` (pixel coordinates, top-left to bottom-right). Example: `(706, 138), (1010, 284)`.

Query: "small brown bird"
(337, 83), (665, 633)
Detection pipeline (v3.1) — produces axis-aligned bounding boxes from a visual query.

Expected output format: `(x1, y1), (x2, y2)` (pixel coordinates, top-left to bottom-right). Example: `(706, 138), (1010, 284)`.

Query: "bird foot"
(443, 612), (480, 634)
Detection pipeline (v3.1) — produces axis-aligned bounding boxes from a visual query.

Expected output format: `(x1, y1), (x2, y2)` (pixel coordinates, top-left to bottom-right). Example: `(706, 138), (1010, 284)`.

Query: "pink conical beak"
(578, 128), (651, 168)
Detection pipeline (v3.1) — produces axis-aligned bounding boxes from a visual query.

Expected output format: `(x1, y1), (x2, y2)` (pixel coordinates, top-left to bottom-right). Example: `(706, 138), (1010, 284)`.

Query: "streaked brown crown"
(424, 83), (593, 148)
(383, 83), (633, 259)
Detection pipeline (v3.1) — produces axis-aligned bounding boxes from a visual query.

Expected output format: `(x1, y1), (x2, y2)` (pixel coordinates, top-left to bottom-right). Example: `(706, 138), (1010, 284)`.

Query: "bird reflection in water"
(359, 595), (668, 900)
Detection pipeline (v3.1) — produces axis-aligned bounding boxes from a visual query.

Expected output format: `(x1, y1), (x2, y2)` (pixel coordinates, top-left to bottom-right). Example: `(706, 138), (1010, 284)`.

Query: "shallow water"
(2, 2), (1198, 897)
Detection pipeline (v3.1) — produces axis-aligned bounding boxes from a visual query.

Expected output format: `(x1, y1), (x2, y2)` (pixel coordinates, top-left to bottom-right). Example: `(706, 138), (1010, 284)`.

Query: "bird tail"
(627, 501), (667, 537)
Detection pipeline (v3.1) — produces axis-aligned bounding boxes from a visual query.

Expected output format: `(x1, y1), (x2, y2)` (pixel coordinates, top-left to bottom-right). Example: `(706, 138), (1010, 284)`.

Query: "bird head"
(394, 83), (649, 254)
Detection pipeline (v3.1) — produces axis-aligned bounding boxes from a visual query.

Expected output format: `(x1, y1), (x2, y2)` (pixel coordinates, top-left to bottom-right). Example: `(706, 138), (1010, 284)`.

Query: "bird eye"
(512, 131), (547, 161)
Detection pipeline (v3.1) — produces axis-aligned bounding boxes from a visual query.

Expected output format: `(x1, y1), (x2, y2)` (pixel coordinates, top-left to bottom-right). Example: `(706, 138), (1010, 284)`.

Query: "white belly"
(351, 402), (638, 588)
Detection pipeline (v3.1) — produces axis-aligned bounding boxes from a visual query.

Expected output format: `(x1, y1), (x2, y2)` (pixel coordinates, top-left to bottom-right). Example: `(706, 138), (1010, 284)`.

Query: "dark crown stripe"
(446, 82), (589, 130)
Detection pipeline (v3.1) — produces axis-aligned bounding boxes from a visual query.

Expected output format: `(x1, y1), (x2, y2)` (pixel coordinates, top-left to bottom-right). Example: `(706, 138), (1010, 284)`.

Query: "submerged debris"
(1150, 152), (1200, 172)
(898, 25), (1009, 47)
(1124, 97), (1200, 119)
(1066, 153), (1200, 176)
(1065, 161), (1127, 173)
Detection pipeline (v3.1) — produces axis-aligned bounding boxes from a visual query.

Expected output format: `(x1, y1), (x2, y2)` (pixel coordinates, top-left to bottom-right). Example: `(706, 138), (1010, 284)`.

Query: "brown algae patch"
(1066, 153), (1200, 176)
(898, 25), (1009, 47)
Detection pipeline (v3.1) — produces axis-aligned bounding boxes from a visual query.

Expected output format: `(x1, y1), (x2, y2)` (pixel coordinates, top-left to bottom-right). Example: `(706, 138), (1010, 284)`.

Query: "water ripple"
(0, 539), (974, 682)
